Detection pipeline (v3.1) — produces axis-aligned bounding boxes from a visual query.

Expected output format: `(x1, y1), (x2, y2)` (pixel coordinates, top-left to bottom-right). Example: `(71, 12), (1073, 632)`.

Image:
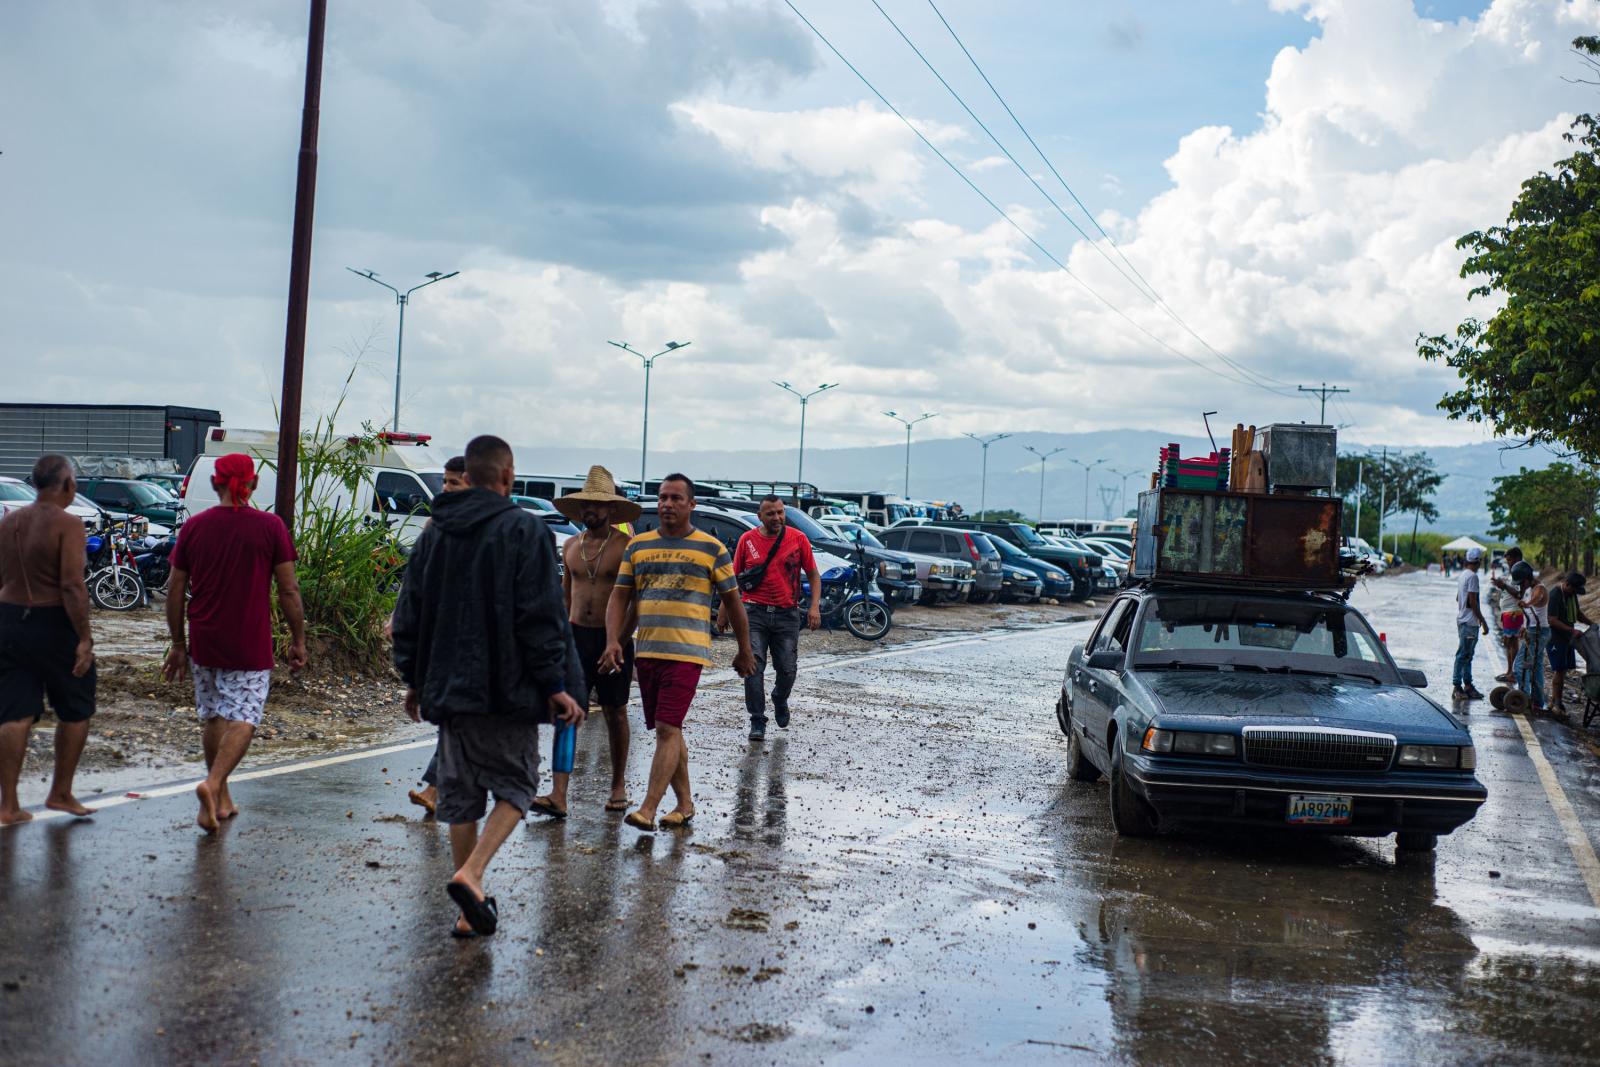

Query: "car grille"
(1242, 727), (1396, 773)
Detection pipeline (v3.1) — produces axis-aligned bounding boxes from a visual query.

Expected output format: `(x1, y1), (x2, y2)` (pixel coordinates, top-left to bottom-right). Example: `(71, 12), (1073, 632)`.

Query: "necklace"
(579, 528), (615, 582)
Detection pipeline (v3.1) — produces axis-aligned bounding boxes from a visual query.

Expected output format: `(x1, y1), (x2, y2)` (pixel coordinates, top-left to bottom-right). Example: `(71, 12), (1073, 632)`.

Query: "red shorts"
(635, 658), (702, 730)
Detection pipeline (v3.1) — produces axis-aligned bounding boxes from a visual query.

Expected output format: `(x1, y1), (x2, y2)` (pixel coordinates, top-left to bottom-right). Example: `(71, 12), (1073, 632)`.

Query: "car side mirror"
(1399, 667), (1427, 688)
(1086, 648), (1125, 671)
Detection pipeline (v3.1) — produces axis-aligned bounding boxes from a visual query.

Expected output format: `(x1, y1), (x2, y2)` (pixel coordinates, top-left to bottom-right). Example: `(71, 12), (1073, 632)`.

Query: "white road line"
(1511, 713), (1600, 909)
(22, 621), (1096, 824)
(24, 737), (437, 824)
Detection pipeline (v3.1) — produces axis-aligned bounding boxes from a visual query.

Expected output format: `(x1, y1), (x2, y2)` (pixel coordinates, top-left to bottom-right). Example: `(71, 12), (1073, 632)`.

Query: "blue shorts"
(1548, 642), (1578, 672)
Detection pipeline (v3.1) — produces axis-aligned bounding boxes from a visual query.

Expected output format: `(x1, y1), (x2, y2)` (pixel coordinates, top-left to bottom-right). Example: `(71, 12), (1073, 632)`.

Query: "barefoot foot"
(196, 781), (219, 834)
(0, 808), (33, 827)
(44, 794), (95, 818)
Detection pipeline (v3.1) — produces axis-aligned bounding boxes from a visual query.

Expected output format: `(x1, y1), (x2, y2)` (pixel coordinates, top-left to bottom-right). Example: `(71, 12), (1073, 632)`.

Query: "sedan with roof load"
(1056, 586), (1486, 853)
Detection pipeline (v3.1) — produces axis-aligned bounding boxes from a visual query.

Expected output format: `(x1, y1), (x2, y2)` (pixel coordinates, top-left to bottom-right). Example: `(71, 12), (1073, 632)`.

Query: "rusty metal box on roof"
(1134, 488), (1341, 587)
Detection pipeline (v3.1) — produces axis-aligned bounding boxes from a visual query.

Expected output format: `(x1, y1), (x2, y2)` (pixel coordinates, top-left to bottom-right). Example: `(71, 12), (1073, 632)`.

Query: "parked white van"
(180, 428), (448, 545)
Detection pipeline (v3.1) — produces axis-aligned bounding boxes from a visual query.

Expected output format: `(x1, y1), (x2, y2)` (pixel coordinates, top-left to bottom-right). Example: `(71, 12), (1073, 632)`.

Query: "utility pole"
(1353, 459), (1364, 541)
(1097, 484), (1120, 520)
(608, 340), (690, 496)
(963, 432), (1012, 520)
(273, 0), (327, 527)
(1298, 382), (1350, 425)
(1023, 445), (1067, 525)
(1065, 457), (1106, 528)
(346, 268), (459, 431)
(1376, 447), (1388, 557)
(774, 381), (838, 503)
(884, 411), (937, 498)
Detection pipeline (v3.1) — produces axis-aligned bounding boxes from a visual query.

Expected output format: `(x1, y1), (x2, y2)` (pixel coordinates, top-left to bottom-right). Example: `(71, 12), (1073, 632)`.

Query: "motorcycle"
(85, 518), (148, 611)
(131, 535), (175, 593)
(809, 532), (893, 642)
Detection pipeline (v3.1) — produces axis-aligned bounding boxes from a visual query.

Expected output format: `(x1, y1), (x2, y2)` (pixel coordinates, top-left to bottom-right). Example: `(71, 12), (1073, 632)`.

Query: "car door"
(1075, 598), (1135, 760)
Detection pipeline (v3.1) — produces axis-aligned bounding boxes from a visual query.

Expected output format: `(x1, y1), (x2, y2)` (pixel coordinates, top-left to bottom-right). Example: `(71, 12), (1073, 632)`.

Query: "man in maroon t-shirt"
(724, 496), (820, 740)
(163, 453), (306, 834)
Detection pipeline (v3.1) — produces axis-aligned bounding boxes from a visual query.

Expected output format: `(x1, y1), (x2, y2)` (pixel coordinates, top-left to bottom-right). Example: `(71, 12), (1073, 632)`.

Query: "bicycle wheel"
(92, 567), (146, 611)
(843, 599), (892, 642)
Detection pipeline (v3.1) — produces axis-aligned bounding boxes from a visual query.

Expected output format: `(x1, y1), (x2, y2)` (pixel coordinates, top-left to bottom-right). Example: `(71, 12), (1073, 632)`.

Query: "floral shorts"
(191, 662), (273, 726)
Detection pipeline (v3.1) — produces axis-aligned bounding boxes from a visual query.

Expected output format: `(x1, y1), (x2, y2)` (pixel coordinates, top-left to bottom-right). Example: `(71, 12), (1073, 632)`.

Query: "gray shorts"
(435, 716), (541, 824)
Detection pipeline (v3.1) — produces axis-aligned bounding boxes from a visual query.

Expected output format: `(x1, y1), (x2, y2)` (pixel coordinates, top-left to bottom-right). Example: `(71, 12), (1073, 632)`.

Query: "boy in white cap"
(1452, 546), (1489, 700)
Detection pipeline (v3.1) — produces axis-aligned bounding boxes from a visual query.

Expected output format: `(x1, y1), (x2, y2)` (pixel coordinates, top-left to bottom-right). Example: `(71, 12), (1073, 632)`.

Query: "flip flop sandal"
(659, 811), (696, 829)
(604, 798), (632, 813)
(450, 922), (481, 940)
(446, 882), (499, 936)
(528, 797), (568, 820)
(407, 790), (436, 816)
(624, 811), (656, 833)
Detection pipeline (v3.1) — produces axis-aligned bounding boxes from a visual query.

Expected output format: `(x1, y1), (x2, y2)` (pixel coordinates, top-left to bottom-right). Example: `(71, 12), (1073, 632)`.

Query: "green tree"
(1417, 41), (1600, 459)
(1486, 463), (1600, 573)
(983, 508), (1029, 524)
(1336, 452), (1441, 559)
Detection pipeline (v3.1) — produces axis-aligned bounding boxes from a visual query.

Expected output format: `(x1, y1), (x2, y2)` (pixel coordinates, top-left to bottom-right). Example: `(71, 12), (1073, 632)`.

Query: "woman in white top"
(1516, 572), (1550, 709)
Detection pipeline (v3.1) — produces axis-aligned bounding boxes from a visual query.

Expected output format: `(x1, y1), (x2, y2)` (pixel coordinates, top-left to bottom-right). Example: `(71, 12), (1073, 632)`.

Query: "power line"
(1297, 381), (1350, 423)
(921, 0), (1302, 393)
(780, 0), (1296, 398)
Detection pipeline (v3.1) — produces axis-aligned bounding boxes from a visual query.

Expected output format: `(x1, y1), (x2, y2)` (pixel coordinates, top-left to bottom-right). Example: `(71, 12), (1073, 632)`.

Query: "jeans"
(744, 605), (802, 725)
(1453, 623), (1479, 689)
(1515, 625), (1549, 708)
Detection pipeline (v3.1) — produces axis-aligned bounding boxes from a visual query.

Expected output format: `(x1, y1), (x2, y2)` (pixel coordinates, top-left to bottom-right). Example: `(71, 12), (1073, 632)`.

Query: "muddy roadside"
(19, 595), (1104, 797)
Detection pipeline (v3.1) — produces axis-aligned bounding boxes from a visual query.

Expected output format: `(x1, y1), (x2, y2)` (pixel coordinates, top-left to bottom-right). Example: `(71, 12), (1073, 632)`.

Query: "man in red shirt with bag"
(725, 496), (820, 740)
(163, 453), (307, 834)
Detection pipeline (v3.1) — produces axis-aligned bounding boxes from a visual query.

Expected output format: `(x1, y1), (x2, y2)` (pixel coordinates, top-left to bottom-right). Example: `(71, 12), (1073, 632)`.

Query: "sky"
(4, 0), (1597, 465)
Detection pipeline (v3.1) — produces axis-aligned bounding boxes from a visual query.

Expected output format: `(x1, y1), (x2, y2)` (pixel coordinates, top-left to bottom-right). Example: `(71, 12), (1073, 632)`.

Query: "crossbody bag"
(736, 528), (788, 596)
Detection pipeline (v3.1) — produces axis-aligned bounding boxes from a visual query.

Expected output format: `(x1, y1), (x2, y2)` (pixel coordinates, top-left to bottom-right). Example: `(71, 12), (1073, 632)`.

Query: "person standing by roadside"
(1451, 546), (1488, 701)
(527, 466), (640, 819)
(1506, 560), (1550, 711)
(0, 455), (97, 826)
(602, 474), (755, 832)
(1490, 547), (1526, 683)
(405, 454), (468, 816)
(163, 453), (306, 833)
(391, 435), (584, 938)
(724, 496), (820, 741)
(1545, 572), (1591, 718)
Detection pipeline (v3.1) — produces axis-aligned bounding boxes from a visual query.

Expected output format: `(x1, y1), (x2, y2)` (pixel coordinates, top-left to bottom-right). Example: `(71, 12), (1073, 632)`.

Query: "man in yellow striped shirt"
(602, 474), (754, 832)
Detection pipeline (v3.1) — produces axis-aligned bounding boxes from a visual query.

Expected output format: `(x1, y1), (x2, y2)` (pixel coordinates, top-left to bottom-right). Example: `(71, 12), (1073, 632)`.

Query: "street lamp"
(1023, 445), (1067, 525)
(1065, 457), (1106, 527)
(346, 268), (459, 431)
(773, 381), (838, 499)
(608, 340), (690, 495)
(884, 411), (937, 498)
(1109, 467), (1143, 517)
(963, 432), (1012, 520)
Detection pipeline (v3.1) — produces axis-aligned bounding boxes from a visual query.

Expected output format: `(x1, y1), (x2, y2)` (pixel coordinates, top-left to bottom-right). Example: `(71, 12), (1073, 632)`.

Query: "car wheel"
(1061, 697), (1102, 782)
(1395, 831), (1438, 852)
(1109, 748), (1158, 837)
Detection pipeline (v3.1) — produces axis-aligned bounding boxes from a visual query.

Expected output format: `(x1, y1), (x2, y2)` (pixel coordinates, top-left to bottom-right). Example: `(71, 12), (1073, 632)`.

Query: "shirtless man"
(0, 454), (97, 825)
(529, 466), (640, 817)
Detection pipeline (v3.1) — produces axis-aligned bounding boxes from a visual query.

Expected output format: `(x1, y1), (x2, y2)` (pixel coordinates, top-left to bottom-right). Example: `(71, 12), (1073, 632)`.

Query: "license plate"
(1286, 794), (1353, 825)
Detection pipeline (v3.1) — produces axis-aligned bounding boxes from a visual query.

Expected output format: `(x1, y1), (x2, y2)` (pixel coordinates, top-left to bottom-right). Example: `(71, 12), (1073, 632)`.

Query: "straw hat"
(553, 465), (641, 523)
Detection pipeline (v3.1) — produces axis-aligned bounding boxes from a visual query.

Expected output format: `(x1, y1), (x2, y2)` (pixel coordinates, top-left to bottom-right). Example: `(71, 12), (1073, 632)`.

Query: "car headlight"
(1398, 744), (1473, 769)
(876, 560), (895, 579)
(1141, 728), (1237, 757)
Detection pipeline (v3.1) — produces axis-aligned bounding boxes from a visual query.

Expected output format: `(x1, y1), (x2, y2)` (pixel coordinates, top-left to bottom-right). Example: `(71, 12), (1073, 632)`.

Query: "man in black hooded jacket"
(392, 434), (584, 938)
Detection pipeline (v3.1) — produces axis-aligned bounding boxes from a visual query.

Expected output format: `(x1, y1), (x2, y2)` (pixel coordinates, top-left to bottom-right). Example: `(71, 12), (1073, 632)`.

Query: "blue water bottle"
(553, 721), (575, 775)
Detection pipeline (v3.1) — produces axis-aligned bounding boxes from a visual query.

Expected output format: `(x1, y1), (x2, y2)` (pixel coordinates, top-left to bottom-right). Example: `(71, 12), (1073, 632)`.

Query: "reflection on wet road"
(2, 573), (1598, 1064)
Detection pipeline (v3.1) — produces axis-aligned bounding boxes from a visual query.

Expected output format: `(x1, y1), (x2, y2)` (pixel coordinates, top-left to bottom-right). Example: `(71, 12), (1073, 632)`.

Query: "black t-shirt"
(1548, 584), (1575, 645)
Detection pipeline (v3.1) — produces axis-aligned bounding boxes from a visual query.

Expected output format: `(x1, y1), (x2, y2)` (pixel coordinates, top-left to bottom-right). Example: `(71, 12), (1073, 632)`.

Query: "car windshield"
(989, 537), (1028, 561)
(1133, 595), (1396, 682)
(0, 482), (34, 502)
(781, 506), (842, 545)
(1089, 541), (1130, 560)
(1012, 525), (1048, 548)
(127, 482), (170, 505)
(834, 522), (885, 548)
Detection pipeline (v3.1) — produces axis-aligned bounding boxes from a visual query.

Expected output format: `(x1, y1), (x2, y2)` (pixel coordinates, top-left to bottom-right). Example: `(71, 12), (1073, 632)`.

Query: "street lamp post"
(346, 268), (459, 431)
(963, 432), (1012, 520)
(1023, 445), (1067, 525)
(774, 381), (838, 500)
(884, 411), (937, 498)
(608, 340), (690, 495)
(1065, 457), (1106, 526)
(1109, 467), (1142, 517)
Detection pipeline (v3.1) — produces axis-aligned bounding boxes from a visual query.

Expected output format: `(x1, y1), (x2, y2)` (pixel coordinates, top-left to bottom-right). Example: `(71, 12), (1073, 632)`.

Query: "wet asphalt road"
(3, 572), (1600, 1066)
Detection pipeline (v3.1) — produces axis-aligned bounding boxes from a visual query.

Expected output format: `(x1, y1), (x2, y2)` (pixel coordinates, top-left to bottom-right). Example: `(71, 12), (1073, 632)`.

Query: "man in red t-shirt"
(163, 453), (306, 834)
(725, 496), (820, 740)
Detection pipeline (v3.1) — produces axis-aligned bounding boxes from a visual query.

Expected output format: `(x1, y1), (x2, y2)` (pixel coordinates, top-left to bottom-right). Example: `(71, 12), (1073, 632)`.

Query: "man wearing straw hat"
(528, 466), (641, 818)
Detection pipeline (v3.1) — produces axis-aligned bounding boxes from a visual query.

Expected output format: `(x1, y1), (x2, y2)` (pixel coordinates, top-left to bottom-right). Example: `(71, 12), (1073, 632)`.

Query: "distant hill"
(509, 430), (1562, 538)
